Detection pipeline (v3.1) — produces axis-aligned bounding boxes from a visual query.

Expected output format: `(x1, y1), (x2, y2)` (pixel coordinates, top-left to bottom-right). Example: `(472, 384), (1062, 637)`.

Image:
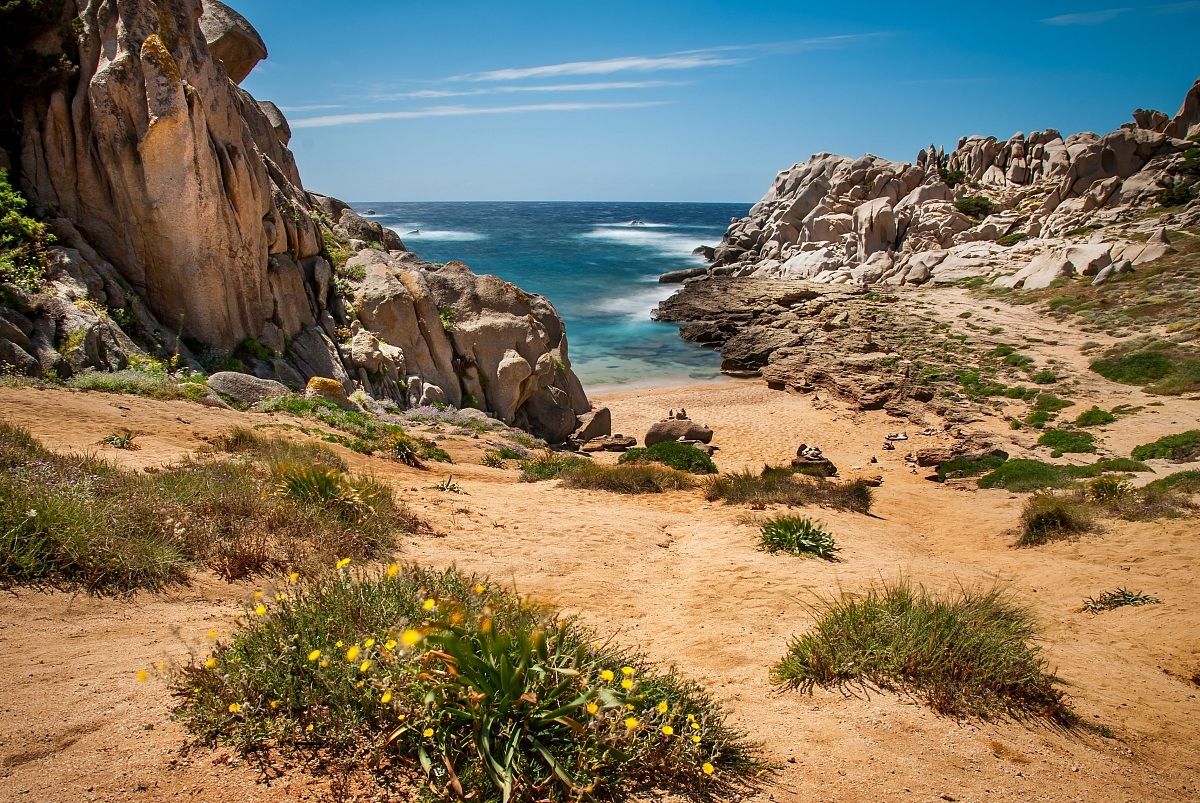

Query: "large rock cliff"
(706, 78), (1200, 289)
(0, 0), (589, 441)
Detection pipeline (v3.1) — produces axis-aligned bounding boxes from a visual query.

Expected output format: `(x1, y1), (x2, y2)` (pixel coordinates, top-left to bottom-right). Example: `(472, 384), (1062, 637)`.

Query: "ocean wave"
(388, 226), (487, 242)
(580, 227), (709, 260)
(591, 284), (676, 322)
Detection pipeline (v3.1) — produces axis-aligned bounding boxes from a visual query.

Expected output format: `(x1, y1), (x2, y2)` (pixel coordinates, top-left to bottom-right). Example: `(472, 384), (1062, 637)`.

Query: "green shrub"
(618, 441), (717, 474)
(1037, 428), (1096, 457)
(936, 453), (1007, 481)
(1018, 492), (1093, 546)
(66, 369), (207, 402)
(772, 581), (1070, 721)
(439, 307), (456, 332)
(1081, 588), (1160, 614)
(1033, 394), (1072, 412)
(1131, 430), (1200, 462)
(0, 167), (52, 293)
(938, 167), (966, 188)
(1074, 406), (1116, 428)
(1142, 470), (1200, 495)
(518, 451), (588, 482)
(560, 461), (697, 494)
(1091, 349), (1173, 385)
(1031, 370), (1058, 385)
(954, 195), (998, 219)
(996, 232), (1029, 247)
(177, 565), (762, 801)
(758, 516), (839, 560)
(977, 458), (1149, 492)
(0, 422), (413, 592)
(704, 467), (872, 513)
(1086, 475), (1134, 505)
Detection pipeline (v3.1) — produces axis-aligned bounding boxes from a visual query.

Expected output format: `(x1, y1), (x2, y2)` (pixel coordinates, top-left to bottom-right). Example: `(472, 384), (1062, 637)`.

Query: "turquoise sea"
(352, 202), (749, 388)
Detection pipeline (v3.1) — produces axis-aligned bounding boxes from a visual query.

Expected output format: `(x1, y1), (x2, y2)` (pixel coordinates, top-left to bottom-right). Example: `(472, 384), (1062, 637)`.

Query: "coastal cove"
(355, 201), (748, 386)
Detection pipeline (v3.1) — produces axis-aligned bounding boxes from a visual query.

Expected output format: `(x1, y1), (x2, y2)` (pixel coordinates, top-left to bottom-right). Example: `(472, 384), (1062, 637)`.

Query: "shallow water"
(352, 201), (749, 386)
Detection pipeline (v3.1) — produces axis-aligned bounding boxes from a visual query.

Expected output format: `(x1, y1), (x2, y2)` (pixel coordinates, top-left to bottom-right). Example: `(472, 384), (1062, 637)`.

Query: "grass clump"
(996, 231), (1029, 247)
(1018, 492), (1094, 545)
(560, 461), (696, 494)
(518, 451), (588, 482)
(936, 453), (1007, 481)
(618, 441), (717, 474)
(771, 580), (1070, 721)
(705, 467), (872, 513)
(258, 395), (407, 453)
(1142, 470), (1200, 495)
(1037, 428), (1096, 457)
(1131, 430), (1200, 462)
(977, 458), (1149, 492)
(177, 565), (762, 801)
(0, 421), (414, 592)
(67, 369), (208, 402)
(1091, 344), (1200, 396)
(1081, 588), (1160, 614)
(758, 516), (839, 561)
(1074, 406), (1117, 428)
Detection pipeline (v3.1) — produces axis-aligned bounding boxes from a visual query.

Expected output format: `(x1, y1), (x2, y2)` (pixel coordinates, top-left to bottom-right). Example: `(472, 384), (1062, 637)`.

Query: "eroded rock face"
(199, 0), (267, 84)
(700, 77), (1199, 289)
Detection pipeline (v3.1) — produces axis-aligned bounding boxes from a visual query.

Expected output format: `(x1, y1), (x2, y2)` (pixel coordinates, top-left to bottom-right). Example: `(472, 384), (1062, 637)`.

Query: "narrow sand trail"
(0, 368), (1197, 802)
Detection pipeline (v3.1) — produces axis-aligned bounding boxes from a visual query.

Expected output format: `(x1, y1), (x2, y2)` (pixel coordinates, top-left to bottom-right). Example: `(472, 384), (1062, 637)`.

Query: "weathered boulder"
(644, 419), (714, 447)
(198, 0), (267, 84)
(208, 371), (290, 406)
(574, 407), (612, 441)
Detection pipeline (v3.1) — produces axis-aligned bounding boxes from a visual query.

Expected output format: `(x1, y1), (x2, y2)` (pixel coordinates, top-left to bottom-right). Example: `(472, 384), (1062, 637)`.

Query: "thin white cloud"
(1042, 2), (1197, 24)
(457, 54), (745, 82)
(291, 101), (668, 129)
(371, 80), (686, 100)
(276, 103), (345, 112)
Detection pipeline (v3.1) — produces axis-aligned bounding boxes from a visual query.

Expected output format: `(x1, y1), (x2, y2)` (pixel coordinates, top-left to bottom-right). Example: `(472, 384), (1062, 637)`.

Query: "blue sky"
(234, 0), (1200, 202)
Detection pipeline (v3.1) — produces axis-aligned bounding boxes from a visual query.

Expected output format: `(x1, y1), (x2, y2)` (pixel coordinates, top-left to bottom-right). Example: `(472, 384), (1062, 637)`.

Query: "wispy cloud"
(370, 80), (686, 100)
(276, 103), (345, 112)
(457, 54), (744, 82)
(291, 101), (668, 129)
(1042, 1), (1197, 24)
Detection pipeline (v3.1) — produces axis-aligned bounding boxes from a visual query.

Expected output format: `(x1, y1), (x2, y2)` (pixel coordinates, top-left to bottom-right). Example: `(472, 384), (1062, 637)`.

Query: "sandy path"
(1, 378), (1198, 802)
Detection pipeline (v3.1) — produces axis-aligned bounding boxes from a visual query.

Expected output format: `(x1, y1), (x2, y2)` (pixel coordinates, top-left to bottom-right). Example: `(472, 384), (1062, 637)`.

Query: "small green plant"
(176, 565), (762, 801)
(0, 168), (52, 293)
(480, 451), (506, 468)
(1018, 492), (1093, 546)
(1031, 370), (1058, 385)
(1081, 588), (1160, 614)
(1131, 430), (1200, 462)
(1037, 428), (1096, 457)
(1074, 406), (1116, 428)
(618, 441), (717, 474)
(996, 231), (1029, 247)
(758, 516), (839, 560)
(936, 453), (1007, 481)
(772, 581), (1070, 721)
(433, 476), (464, 494)
(938, 167), (966, 188)
(704, 467), (872, 514)
(66, 369), (208, 402)
(954, 195), (998, 219)
(518, 451), (588, 482)
(560, 461), (696, 494)
(439, 307), (456, 333)
(99, 429), (138, 450)
(1087, 475), (1134, 505)
(271, 462), (384, 524)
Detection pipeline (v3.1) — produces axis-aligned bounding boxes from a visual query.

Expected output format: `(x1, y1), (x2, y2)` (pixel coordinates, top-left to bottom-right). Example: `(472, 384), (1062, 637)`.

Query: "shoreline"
(585, 372), (735, 396)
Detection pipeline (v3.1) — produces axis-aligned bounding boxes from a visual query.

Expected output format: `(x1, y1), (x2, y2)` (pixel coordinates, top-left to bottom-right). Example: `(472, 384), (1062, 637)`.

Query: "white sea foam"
(388, 226), (487, 242)
(580, 226), (709, 260)
(592, 283), (675, 322)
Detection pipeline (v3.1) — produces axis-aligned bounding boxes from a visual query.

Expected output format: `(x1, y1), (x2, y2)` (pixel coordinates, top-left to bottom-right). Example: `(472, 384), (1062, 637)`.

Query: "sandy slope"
(0, 353), (1198, 802)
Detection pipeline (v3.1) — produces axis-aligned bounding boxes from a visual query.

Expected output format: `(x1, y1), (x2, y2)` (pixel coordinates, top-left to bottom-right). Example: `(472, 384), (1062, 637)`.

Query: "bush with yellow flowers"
(179, 563), (763, 801)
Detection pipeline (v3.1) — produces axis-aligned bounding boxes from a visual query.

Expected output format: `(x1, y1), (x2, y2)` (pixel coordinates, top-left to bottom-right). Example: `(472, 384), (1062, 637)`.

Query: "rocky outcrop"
(1, 0), (587, 440)
(698, 78), (1199, 290)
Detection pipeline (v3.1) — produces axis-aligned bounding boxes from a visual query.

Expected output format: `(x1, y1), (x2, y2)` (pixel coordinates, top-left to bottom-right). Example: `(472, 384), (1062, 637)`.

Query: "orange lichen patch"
(141, 33), (180, 83)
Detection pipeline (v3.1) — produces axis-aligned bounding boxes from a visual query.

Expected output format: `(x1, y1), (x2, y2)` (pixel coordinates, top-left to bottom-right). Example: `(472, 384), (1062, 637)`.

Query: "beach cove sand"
(1, 378), (1197, 802)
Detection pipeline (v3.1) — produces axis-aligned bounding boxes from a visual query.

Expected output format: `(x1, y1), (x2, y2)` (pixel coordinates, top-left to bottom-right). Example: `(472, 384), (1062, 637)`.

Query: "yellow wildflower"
(346, 645), (361, 661)
(336, 640), (344, 648)
(359, 659), (372, 672)
(656, 701), (668, 713)
(364, 638), (376, 649)
(306, 724), (314, 733)
(423, 727), (434, 738)
(687, 713), (696, 721)
(702, 762), (714, 775)
(691, 721), (700, 730)
(135, 669), (148, 683)
(204, 658), (217, 669)
(624, 717), (639, 730)
(620, 679), (633, 690)
(288, 572), (299, 583)
(381, 690), (393, 704)
(275, 593), (286, 602)
(254, 604), (267, 616)
(586, 702), (598, 715)
(386, 563), (399, 578)
(621, 666), (634, 676)
(599, 669), (614, 682)
(228, 703), (241, 713)
(206, 629), (218, 640)
(269, 700), (280, 710)
(473, 584), (486, 594)
(400, 629), (422, 648)
(307, 649), (321, 662)
(384, 639), (398, 651)
(692, 735), (701, 743)
(336, 557), (351, 570)
(662, 725), (674, 736)
(422, 598), (436, 612)
(355, 680), (364, 689)
(253, 590), (263, 601)
(319, 659), (330, 668)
